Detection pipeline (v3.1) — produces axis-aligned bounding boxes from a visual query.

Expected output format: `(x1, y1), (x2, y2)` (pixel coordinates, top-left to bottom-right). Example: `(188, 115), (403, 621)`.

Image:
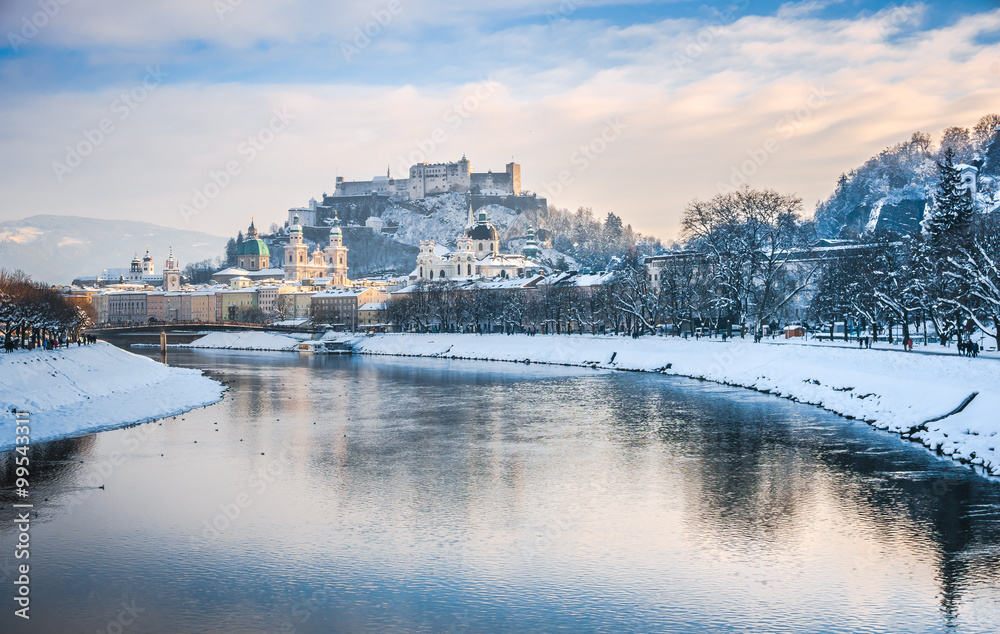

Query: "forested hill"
(815, 114), (1000, 239)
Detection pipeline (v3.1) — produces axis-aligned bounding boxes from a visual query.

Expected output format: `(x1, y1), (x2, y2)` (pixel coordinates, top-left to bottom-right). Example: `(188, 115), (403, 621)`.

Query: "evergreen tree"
(924, 148), (975, 256)
(225, 238), (238, 267)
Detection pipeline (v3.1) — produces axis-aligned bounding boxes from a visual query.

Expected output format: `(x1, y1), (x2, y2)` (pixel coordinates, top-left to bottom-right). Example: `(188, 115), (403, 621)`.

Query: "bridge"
(88, 322), (330, 352)
(87, 322), (327, 335)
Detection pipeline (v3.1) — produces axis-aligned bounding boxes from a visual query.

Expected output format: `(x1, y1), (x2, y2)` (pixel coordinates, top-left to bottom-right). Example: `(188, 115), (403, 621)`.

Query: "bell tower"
(323, 211), (349, 285)
(284, 214), (311, 282)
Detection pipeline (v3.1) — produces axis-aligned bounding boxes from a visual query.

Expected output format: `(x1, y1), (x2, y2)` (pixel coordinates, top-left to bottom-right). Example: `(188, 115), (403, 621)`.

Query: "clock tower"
(163, 247), (181, 291)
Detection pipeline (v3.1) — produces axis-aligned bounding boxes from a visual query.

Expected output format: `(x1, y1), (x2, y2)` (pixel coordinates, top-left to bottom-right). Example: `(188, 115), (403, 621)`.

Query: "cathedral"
(236, 218), (270, 271)
(284, 212), (349, 284)
(413, 201), (541, 281)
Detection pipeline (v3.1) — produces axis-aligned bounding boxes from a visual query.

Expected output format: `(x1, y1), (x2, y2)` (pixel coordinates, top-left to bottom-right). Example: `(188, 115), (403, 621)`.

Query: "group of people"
(959, 340), (981, 357)
(2, 333), (98, 353)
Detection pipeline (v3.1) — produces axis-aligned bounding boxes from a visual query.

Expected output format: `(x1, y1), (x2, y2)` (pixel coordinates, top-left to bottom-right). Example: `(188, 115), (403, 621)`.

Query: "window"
(440, 270), (446, 279)
(468, 264), (472, 275)
(479, 244), (483, 251)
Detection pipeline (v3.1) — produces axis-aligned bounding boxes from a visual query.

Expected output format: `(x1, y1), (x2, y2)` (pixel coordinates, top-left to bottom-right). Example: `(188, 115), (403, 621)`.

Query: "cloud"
(0, 4), (998, 244)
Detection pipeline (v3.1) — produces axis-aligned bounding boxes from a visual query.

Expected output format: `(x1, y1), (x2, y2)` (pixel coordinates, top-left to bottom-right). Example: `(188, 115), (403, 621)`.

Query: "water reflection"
(1, 350), (999, 633)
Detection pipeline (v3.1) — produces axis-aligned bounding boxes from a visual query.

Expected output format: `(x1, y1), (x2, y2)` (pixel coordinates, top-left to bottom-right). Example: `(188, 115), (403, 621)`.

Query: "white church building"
(412, 202), (541, 281)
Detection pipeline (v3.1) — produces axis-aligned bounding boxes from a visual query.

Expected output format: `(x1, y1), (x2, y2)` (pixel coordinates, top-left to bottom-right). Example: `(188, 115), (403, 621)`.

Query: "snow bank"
(182, 331), (304, 351)
(339, 333), (1000, 477)
(0, 342), (224, 450)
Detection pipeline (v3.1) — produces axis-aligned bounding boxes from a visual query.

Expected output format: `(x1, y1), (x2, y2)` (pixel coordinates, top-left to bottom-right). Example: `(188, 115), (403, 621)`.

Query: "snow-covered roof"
(359, 302), (387, 311)
(538, 271), (613, 287)
(213, 267), (249, 276)
(313, 288), (374, 298)
(247, 268), (285, 278)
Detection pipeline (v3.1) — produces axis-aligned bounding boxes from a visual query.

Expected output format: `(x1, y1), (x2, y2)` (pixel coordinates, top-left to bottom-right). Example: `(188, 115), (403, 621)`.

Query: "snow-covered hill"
(0, 215), (227, 285)
(379, 192), (523, 248)
(815, 115), (1000, 238)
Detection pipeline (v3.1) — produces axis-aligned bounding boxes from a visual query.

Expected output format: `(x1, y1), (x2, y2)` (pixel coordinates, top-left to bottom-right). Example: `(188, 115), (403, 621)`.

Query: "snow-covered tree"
(924, 148), (976, 255)
(945, 212), (1000, 350)
(681, 186), (818, 332)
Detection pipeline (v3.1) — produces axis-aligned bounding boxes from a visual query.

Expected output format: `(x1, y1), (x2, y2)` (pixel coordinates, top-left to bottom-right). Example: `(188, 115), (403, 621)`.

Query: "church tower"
(163, 247), (181, 291)
(284, 214), (310, 282)
(141, 246), (155, 275)
(323, 211), (349, 285)
(455, 235), (476, 277)
(129, 253), (142, 281)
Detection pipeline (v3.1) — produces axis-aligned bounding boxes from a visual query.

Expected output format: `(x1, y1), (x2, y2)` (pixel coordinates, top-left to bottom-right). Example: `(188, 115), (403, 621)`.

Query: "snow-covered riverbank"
(180, 331), (305, 351)
(336, 333), (1000, 477)
(0, 342), (225, 450)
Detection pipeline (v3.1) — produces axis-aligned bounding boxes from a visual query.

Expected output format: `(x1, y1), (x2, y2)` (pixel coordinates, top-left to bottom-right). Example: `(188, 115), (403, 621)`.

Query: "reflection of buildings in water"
(293, 357), (533, 522)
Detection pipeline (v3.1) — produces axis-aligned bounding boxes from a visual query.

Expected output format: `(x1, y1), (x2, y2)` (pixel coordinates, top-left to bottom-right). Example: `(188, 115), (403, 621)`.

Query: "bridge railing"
(87, 320), (323, 332)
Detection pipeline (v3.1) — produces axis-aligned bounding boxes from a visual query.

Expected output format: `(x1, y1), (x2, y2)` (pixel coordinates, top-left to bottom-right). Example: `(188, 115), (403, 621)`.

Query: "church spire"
(467, 193), (474, 228)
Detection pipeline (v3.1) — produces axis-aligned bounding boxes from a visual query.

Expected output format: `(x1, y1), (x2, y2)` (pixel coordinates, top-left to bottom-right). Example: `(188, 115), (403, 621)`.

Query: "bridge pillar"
(160, 330), (167, 353)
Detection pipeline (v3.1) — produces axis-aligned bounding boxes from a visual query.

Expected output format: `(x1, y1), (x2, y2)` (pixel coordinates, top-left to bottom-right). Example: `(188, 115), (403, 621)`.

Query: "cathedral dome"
(467, 224), (499, 241)
(237, 238), (270, 257)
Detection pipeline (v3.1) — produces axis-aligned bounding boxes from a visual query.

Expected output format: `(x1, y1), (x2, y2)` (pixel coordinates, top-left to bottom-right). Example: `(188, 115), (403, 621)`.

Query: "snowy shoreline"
(178, 331), (305, 352)
(0, 342), (226, 450)
(330, 333), (1000, 478)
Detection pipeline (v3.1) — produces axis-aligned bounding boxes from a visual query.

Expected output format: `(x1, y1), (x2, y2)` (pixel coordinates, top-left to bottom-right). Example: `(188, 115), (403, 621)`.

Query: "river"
(1, 349), (999, 633)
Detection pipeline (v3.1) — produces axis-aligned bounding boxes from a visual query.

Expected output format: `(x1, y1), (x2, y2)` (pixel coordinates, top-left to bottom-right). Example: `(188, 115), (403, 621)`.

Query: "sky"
(1, 0), (999, 241)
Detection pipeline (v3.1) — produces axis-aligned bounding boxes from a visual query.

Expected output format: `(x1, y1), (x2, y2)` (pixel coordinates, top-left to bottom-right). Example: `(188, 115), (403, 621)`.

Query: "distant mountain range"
(0, 215), (227, 285)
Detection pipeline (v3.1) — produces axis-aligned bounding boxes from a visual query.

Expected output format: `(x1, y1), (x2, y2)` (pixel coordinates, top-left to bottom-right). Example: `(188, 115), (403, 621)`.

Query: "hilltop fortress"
(334, 155), (520, 200)
(288, 156), (545, 231)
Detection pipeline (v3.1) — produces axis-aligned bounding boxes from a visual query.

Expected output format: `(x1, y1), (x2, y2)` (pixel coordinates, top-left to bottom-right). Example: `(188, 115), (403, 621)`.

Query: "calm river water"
(2, 349), (1000, 633)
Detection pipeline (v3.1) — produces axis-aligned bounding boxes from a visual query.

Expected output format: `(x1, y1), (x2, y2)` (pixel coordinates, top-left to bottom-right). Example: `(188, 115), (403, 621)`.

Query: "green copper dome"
(237, 238), (270, 257)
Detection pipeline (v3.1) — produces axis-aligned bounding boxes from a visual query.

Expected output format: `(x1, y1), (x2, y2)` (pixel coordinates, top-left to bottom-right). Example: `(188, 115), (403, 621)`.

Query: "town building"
(107, 291), (148, 325)
(358, 302), (388, 329)
(310, 287), (389, 330)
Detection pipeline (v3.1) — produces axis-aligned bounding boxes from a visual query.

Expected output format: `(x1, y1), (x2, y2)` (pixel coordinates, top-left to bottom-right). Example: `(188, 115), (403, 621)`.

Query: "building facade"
(283, 213), (349, 283)
(310, 287), (389, 330)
